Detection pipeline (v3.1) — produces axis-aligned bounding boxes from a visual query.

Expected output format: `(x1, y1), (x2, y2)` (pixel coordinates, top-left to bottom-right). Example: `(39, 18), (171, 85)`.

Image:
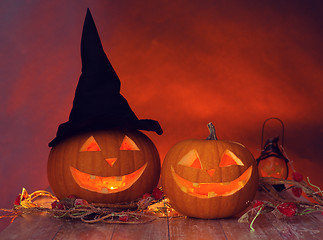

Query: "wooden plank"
(312, 212), (323, 224)
(111, 217), (168, 240)
(0, 188), (322, 240)
(0, 213), (63, 240)
(168, 217), (226, 240)
(53, 220), (115, 240)
(266, 213), (323, 240)
(220, 215), (283, 240)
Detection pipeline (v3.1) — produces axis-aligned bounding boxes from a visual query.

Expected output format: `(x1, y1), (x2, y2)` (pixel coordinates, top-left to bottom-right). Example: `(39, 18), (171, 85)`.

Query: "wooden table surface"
(1, 193), (322, 240)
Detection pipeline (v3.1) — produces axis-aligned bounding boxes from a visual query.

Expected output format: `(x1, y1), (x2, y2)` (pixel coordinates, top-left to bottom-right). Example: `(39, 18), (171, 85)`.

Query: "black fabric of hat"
(49, 9), (162, 147)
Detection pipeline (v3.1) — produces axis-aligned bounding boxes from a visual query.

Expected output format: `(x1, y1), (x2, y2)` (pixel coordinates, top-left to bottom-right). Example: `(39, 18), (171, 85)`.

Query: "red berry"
(74, 199), (89, 206)
(14, 194), (22, 206)
(119, 215), (129, 222)
(292, 172), (303, 182)
(14, 193), (27, 206)
(277, 202), (297, 216)
(291, 187), (302, 198)
(253, 200), (264, 208)
(152, 188), (163, 200)
(142, 193), (152, 199)
(51, 200), (64, 210)
(51, 201), (57, 209)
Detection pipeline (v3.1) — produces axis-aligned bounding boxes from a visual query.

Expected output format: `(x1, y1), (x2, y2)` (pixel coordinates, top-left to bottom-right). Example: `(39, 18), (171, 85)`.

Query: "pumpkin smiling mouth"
(171, 166), (253, 198)
(70, 163), (147, 194)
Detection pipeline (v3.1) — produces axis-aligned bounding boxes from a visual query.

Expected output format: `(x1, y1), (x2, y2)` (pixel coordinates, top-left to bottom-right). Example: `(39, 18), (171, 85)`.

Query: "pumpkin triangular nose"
(106, 158), (117, 167)
(207, 169), (215, 177)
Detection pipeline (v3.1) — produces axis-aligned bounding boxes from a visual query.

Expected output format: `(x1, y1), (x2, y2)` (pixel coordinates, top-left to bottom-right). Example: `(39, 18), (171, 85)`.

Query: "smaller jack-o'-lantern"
(257, 136), (289, 179)
(256, 118), (289, 184)
(161, 123), (258, 219)
(48, 130), (161, 203)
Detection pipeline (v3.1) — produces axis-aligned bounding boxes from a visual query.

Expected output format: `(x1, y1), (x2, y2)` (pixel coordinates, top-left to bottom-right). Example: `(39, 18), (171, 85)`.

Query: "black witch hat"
(49, 9), (162, 147)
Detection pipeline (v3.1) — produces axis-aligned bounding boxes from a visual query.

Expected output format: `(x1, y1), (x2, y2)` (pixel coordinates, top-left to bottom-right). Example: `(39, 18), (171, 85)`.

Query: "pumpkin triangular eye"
(178, 150), (203, 169)
(80, 136), (101, 152)
(120, 136), (140, 151)
(219, 150), (244, 167)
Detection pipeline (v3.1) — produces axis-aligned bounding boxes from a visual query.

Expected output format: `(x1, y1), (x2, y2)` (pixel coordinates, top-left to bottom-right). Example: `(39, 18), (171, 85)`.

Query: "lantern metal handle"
(261, 117), (284, 148)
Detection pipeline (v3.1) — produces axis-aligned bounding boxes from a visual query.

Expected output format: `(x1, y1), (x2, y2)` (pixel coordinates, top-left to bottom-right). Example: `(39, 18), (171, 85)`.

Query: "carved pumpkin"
(161, 123), (258, 219)
(258, 156), (288, 178)
(257, 137), (289, 179)
(48, 130), (161, 203)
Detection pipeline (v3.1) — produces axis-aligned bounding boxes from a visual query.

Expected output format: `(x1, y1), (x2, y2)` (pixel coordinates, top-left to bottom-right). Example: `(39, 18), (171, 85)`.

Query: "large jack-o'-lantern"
(161, 123), (258, 219)
(48, 9), (162, 203)
(48, 130), (160, 203)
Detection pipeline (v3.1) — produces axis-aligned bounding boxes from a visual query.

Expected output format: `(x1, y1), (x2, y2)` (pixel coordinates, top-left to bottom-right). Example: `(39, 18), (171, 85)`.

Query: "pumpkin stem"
(206, 122), (218, 140)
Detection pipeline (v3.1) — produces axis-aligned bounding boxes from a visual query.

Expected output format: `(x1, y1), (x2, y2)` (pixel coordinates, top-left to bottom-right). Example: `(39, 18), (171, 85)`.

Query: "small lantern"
(256, 118), (289, 190)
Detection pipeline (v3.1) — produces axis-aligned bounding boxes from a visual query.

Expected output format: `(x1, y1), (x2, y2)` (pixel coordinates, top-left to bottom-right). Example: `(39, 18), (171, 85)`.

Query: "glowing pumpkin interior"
(258, 156), (288, 178)
(172, 149), (253, 198)
(70, 135), (146, 194)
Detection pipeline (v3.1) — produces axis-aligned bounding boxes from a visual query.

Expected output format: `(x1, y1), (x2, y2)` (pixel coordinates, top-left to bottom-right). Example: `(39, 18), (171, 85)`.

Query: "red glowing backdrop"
(0, 0), (322, 230)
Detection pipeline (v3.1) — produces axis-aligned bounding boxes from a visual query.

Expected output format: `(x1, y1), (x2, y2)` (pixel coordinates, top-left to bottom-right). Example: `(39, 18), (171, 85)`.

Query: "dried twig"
(239, 176), (323, 232)
(260, 177), (323, 205)
(0, 188), (166, 225)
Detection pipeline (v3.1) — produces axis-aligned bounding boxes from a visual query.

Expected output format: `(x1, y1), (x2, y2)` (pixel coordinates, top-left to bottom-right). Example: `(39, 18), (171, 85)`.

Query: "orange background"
(0, 0), (322, 230)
